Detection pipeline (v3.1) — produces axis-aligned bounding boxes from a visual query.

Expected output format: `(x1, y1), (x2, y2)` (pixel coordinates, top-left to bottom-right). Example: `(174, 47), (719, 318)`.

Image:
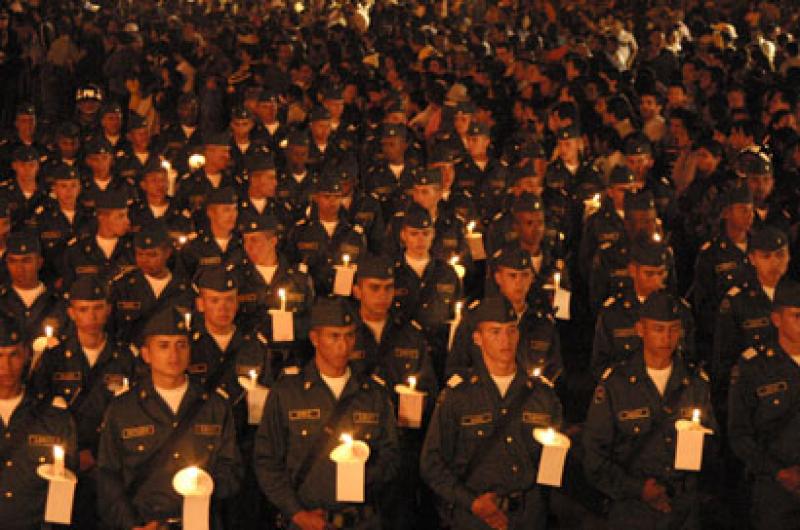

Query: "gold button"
(774, 399), (781, 405)
(500, 408), (508, 415)
(4, 491), (11, 498)
(301, 429), (308, 436)
(173, 452), (180, 459)
(477, 430), (484, 437)
(39, 456), (45, 463)
(365, 433), (372, 440)
(633, 426), (641, 434)
(136, 444), (144, 452)
(207, 444), (215, 451)
(511, 465), (519, 473)
(506, 436), (513, 444)
(64, 388), (71, 394)
(665, 437), (672, 444)
(4, 460), (11, 467)
(172, 422), (178, 428)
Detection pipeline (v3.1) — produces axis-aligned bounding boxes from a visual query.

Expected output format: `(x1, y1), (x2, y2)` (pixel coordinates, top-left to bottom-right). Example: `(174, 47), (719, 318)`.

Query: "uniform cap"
(556, 124), (581, 140)
(773, 279), (800, 309)
(312, 173), (343, 194)
(322, 86), (344, 100)
(15, 103), (35, 117)
(492, 246), (532, 270)
(639, 291), (681, 321)
(75, 85), (103, 102)
(381, 123), (407, 140)
(257, 88), (279, 102)
(310, 297), (355, 328)
(47, 163), (80, 181)
(430, 143), (457, 164)
(134, 221), (170, 249)
(608, 164), (636, 185)
(12, 145), (39, 162)
(68, 275), (107, 301)
(623, 133), (653, 156)
(7, 231), (41, 255)
(127, 112), (148, 131)
(630, 240), (669, 266)
(143, 157), (167, 175)
(402, 204), (433, 228)
(750, 226), (788, 252)
(245, 152), (276, 173)
(623, 190), (655, 212)
(238, 211), (278, 233)
(472, 296), (517, 324)
(414, 167), (443, 186)
(231, 106), (254, 121)
(467, 121), (490, 137)
(454, 100), (476, 115)
(356, 254), (394, 281)
(725, 185), (753, 206)
(56, 121), (81, 138)
(511, 192), (544, 213)
(206, 187), (238, 205)
(204, 131), (232, 146)
(94, 190), (129, 210)
(84, 137), (113, 155)
(309, 105), (332, 122)
(195, 265), (238, 292)
(737, 150), (772, 175)
(141, 307), (190, 338)
(521, 141), (546, 159)
(100, 102), (123, 116)
(286, 129), (310, 147)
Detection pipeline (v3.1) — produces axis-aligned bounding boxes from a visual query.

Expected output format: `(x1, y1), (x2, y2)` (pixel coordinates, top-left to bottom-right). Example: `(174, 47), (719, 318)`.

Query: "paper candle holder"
(394, 382), (427, 428)
(173, 466), (215, 530)
(238, 374), (270, 425)
(37, 464), (77, 524)
(533, 428), (571, 487)
(674, 419), (713, 471)
(329, 436), (370, 503)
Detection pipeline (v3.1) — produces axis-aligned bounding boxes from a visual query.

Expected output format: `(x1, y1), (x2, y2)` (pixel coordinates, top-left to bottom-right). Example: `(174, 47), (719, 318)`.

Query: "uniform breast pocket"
(458, 415), (494, 452)
(288, 419), (322, 446)
(615, 407), (652, 438)
(756, 381), (790, 421)
(120, 425), (157, 458)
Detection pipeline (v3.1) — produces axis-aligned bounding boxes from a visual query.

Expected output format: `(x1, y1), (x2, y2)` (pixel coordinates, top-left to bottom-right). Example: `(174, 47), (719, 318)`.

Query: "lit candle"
(342, 254), (351, 267)
(692, 408), (701, 424)
(340, 433), (354, 452)
(407, 376), (417, 391)
(45, 325), (53, 338)
(542, 427), (556, 445)
(188, 154), (206, 170)
(161, 160), (171, 172)
(249, 369), (258, 386)
(330, 432), (370, 502)
(553, 272), (561, 291)
(278, 288), (287, 312)
(53, 445), (65, 477)
(450, 255), (465, 279)
(653, 232), (662, 243)
(466, 220), (476, 235)
(455, 301), (463, 320)
(185, 466), (200, 492)
(178, 235), (188, 245)
(532, 367), (541, 378)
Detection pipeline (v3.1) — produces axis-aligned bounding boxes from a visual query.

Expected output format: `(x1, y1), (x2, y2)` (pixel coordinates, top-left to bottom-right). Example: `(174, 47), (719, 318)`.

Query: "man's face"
(640, 95), (662, 120)
(310, 119), (331, 142)
(514, 175), (544, 197)
(313, 192), (342, 219)
(0, 344), (27, 394)
(473, 321), (519, 366)
(68, 299), (110, 335)
(628, 263), (667, 298)
(723, 203), (754, 232)
(204, 145), (231, 171)
(773, 306), (800, 344)
(354, 278), (395, 319)
(747, 173), (774, 205)
(466, 134), (490, 158)
(197, 288), (238, 329)
(12, 160), (39, 183)
(248, 170), (277, 199)
(140, 171), (168, 201)
(142, 335), (190, 379)
(454, 113), (472, 136)
(381, 137), (406, 161)
(14, 115), (35, 138)
(400, 226), (434, 256)
(286, 145), (309, 168)
(311, 325), (356, 373)
(6, 253), (42, 289)
(608, 183), (639, 209)
(127, 128), (150, 150)
(243, 231), (277, 264)
(135, 246), (171, 277)
(207, 203), (238, 233)
(512, 210), (545, 248)
(98, 209), (130, 237)
(749, 246), (789, 288)
(57, 136), (80, 159)
(324, 98), (345, 121)
(230, 117), (254, 138)
(101, 112), (122, 136)
(178, 100), (199, 125)
(668, 118), (690, 147)
(412, 184), (441, 211)
(255, 100), (278, 123)
(637, 318), (681, 358)
(625, 209), (657, 239)
(625, 154), (653, 179)
(86, 153), (113, 176)
(53, 179), (80, 207)
(666, 86), (686, 109)
(494, 266), (533, 307)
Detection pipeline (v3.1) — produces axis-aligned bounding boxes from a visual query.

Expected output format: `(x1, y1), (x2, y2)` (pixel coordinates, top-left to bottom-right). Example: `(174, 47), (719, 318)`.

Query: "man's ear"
(140, 344), (151, 365)
(196, 295), (205, 314)
(353, 283), (362, 301)
(635, 320), (644, 339)
(472, 330), (483, 349)
(309, 329), (319, 349)
(771, 309), (782, 329)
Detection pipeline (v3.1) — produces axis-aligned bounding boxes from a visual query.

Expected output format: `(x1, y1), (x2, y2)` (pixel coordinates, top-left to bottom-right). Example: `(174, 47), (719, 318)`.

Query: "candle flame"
(53, 445), (64, 461)
(278, 288), (286, 301)
(467, 220), (476, 233)
(408, 376), (417, 390)
(178, 235), (188, 245)
(249, 369), (257, 381)
(161, 160), (171, 171)
(184, 313), (192, 329)
(340, 433), (353, 445)
(342, 254), (350, 267)
(122, 377), (129, 389)
(532, 367), (541, 377)
(44, 325), (53, 338)
(692, 408), (701, 423)
(449, 255), (459, 266)
(593, 193), (600, 202)
(553, 272), (561, 288)
(653, 232), (662, 243)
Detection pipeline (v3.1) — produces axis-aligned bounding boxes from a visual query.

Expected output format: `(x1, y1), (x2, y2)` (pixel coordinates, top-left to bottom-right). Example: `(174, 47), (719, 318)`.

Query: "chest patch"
(289, 408), (321, 421)
(618, 407), (651, 421)
(460, 412), (492, 426)
(353, 412), (379, 424)
(122, 425), (155, 439)
(757, 381), (788, 397)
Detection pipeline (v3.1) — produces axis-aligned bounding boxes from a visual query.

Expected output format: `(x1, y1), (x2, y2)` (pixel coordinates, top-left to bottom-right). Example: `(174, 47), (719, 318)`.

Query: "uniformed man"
(0, 103), (46, 178)
(31, 275), (137, 529)
(254, 296), (400, 529)
(337, 158), (386, 256)
(35, 163), (94, 285)
(392, 204), (461, 376)
(286, 172), (367, 297)
(0, 312), (77, 530)
(175, 132), (238, 215)
(583, 292), (716, 529)
(421, 296), (563, 530)
(128, 158), (194, 237)
(364, 123), (418, 223)
(61, 189), (136, 290)
(740, 149), (793, 234)
(179, 186), (244, 279)
(95, 102), (127, 152)
(458, 121), (508, 223)
(80, 136), (137, 210)
(323, 86), (358, 152)
(229, 106), (270, 178)
(250, 89), (286, 154)
(238, 151), (293, 248)
(110, 221), (193, 345)
(114, 113), (160, 186)
(593, 240), (695, 379)
(156, 93), (204, 175)
(728, 279), (800, 528)
(352, 254), (437, 530)
(0, 231), (66, 347)
(690, 184), (754, 359)
(276, 129), (314, 220)
(1, 145), (48, 231)
(96, 307), (242, 529)
(713, 226), (790, 411)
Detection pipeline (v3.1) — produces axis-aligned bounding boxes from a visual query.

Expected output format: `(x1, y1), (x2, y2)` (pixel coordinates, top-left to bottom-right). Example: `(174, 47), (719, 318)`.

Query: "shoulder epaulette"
(215, 387), (229, 400)
(446, 374), (464, 388)
(468, 299), (480, 310)
(603, 297), (615, 308)
(371, 373), (386, 387)
(51, 396), (68, 409)
(601, 367), (613, 381)
(698, 368), (710, 382)
(353, 224), (364, 234)
(256, 332), (268, 344)
(410, 320), (422, 331)
(727, 286), (741, 297)
(700, 241), (711, 251)
(282, 365), (300, 375)
(297, 262), (308, 274)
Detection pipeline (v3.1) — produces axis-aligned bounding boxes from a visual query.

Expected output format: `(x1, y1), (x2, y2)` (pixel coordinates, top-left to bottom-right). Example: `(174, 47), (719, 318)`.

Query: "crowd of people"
(1, 0), (800, 529)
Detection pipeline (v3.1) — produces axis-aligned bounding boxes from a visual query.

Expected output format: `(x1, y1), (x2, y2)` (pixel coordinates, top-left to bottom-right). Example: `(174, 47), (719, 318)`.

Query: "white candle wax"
(53, 445), (65, 477)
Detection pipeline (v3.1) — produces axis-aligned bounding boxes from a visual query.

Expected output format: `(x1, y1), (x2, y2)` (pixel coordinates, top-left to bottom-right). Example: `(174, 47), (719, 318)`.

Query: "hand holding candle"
(238, 370), (270, 425)
(465, 220), (486, 260)
(172, 466), (214, 530)
(37, 445), (77, 524)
